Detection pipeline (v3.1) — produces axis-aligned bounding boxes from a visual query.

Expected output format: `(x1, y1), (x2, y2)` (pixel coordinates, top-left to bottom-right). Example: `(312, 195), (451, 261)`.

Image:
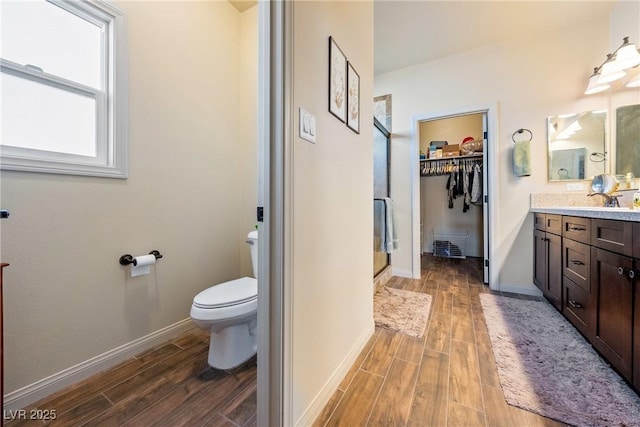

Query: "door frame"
(256, 1), (290, 425)
(410, 103), (499, 289)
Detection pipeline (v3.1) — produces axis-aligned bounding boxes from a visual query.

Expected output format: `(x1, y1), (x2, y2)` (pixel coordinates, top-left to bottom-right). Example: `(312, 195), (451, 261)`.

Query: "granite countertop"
(530, 206), (640, 222)
(530, 193), (640, 222)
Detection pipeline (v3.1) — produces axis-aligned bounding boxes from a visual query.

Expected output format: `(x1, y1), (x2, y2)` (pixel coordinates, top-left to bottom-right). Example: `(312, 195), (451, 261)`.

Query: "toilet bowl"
(190, 230), (258, 370)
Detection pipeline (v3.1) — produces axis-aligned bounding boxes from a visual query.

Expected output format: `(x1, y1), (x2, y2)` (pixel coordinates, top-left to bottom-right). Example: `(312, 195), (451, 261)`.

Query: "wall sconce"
(585, 36), (640, 95)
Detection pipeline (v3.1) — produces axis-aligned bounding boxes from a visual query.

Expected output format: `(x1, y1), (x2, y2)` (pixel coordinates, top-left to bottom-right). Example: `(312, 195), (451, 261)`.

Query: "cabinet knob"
(617, 267), (635, 279)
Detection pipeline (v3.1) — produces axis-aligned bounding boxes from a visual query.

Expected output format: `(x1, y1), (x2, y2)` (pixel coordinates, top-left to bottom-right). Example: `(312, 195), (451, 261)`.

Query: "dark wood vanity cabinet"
(533, 214), (640, 390)
(533, 214), (562, 309)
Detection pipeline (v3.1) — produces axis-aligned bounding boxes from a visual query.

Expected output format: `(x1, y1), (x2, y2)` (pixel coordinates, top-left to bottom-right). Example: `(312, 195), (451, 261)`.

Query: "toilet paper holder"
(119, 250), (163, 266)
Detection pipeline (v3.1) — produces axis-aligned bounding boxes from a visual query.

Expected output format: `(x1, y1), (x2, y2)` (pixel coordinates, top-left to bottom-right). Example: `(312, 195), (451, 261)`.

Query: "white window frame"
(0, 0), (128, 179)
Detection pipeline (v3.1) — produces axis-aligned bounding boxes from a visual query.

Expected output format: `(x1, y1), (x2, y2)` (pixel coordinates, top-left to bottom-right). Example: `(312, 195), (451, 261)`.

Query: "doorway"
(411, 105), (498, 287)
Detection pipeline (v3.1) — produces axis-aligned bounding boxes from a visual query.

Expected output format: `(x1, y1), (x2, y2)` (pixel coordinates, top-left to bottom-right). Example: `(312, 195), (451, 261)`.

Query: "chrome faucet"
(588, 192), (620, 207)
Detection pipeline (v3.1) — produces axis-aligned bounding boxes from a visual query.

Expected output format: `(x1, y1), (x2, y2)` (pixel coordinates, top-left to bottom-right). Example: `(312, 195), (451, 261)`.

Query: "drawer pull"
(568, 226), (586, 231)
(568, 300), (582, 309)
(570, 260), (585, 266)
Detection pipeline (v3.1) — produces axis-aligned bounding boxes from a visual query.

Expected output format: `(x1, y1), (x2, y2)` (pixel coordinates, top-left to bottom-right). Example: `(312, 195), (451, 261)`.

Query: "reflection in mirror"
(615, 104), (640, 182)
(547, 110), (606, 181)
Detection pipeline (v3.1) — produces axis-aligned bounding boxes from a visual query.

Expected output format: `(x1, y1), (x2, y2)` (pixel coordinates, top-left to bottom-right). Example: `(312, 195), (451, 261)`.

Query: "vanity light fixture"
(627, 76), (640, 88)
(598, 54), (626, 84)
(611, 37), (640, 71)
(585, 36), (640, 94)
(585, 68), (610, 94)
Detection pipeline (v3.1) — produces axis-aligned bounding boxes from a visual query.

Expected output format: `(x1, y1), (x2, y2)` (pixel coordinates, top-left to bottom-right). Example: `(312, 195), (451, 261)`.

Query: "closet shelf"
(420, 153), (483, 163)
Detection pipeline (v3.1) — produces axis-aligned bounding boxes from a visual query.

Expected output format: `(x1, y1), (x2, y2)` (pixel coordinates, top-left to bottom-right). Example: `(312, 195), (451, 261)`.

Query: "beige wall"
(420, 115), (484, 257)
(2, 1), (257, 395)
(375, 14), (615, 292)
(290, 1), (374, 424)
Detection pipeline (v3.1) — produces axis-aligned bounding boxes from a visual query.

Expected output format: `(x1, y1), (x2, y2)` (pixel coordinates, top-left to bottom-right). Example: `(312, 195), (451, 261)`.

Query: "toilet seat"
(193, 277), (257, 309)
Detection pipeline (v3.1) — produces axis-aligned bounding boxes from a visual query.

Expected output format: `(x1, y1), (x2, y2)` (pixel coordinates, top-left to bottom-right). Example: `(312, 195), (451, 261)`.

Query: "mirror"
(547, 110), (606, 181)
(615, 104), (640, 186)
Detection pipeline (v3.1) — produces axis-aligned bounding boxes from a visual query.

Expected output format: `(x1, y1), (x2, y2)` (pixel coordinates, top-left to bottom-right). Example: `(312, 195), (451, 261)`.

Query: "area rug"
(480, 294), (640, 427)
(373, 287), (431, 338)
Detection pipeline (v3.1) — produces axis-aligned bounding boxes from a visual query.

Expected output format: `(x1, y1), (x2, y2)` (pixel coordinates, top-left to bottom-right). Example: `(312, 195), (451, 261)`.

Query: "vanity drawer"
(563, 216), (591, 244)
(563, 238), (590, 291)
(564, 276), (594, 340)
(534, 213), (562, 233)
(591, 219), (633, 257)
(545, 214), (562, 235)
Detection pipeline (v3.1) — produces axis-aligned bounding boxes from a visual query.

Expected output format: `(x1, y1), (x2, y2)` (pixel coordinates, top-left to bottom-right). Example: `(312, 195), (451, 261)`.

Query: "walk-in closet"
(419, 113), (486, 272)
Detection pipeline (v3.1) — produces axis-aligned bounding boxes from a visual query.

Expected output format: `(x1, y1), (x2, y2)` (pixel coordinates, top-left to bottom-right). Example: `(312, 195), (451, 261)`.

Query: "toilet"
(190, 230), (258, 370)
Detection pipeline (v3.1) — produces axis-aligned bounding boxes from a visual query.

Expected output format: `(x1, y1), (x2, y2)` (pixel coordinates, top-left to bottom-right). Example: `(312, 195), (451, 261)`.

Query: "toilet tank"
(246, 230), (258, 278)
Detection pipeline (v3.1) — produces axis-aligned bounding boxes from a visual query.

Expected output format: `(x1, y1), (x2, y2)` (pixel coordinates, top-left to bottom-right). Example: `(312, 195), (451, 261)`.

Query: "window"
(1, 0), (128, 178)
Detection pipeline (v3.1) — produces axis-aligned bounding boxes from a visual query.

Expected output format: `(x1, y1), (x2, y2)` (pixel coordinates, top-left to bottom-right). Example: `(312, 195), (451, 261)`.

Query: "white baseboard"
(295, 320), (375, 427)
(391, 267), (413, 278)
(498, 283), (543, 297)
(3, 318), (194, 412)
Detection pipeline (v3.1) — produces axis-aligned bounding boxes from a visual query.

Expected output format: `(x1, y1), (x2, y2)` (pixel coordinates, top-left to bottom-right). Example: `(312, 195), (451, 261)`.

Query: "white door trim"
(411, 103), (499, 289)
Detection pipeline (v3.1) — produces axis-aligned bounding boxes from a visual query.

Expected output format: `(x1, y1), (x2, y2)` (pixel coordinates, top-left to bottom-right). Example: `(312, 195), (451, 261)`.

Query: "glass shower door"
(373, 118), (390, 276)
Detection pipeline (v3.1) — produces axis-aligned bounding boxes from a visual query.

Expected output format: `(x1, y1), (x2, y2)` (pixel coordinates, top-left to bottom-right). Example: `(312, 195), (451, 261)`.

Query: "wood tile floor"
(6, 328), (257, 427)
(8, 255), (568, 427)
(313, 255), (568, 427)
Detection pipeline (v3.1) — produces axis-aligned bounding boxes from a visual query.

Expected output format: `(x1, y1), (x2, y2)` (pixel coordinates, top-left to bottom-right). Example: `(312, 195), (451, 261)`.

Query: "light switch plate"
(299, 108), (316, 143)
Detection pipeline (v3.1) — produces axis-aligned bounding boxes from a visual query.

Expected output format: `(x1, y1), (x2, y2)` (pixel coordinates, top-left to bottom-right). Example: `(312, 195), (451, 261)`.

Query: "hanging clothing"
(471, 163), (482, 204)
(462, 163), (470, 212)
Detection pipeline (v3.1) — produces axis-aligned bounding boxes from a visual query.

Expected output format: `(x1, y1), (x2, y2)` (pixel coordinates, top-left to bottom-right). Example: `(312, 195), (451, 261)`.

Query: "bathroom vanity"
(531, 207), (640, 391)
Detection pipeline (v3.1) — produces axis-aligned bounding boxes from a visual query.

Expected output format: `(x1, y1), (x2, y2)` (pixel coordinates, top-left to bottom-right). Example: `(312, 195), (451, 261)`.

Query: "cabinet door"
(547, 232), (562, 310)
(533, 229), (548, 293)
(592, 247), (634, 381)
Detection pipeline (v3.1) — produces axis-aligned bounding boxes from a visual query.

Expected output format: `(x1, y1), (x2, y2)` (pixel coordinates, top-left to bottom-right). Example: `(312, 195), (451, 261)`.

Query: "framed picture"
(347, 61), (360, 133)
(328, 36), (347, 122)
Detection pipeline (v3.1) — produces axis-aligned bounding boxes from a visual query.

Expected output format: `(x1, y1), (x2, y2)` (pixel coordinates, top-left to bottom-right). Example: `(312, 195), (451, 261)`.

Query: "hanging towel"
(374, 199), (386, 252)
(383, 197), (399, 253)
(513, 140), (531, 176)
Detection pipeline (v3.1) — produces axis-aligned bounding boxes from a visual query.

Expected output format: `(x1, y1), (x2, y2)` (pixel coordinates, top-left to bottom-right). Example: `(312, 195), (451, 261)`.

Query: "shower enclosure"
(373, 117), (390, 276)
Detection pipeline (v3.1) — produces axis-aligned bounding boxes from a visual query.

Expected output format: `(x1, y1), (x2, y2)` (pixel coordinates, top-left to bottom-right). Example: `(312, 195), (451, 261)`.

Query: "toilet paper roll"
(133, 254), (156, 267)
(131, 254), (156, 277)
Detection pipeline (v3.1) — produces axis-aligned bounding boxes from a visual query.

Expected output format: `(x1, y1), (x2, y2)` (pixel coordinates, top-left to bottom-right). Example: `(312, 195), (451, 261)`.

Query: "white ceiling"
(374, 0), (616, 75)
